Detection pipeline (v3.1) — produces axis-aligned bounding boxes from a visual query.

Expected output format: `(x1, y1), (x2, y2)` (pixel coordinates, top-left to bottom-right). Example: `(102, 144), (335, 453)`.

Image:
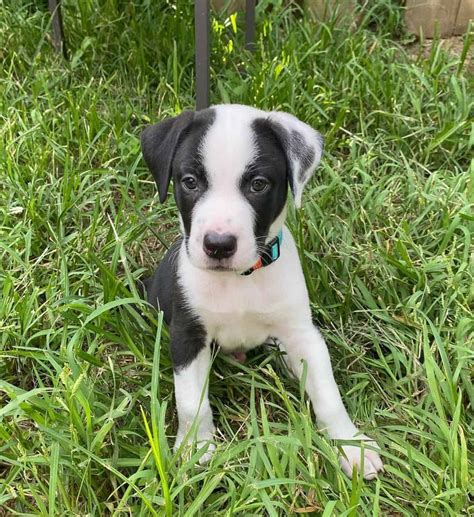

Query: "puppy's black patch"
(143, 239), (206, 371)
(141, 111), (195, 203)
(173, 109), (215, 237)
(255, 118), (322, 197)
(242, 119), (289, 241)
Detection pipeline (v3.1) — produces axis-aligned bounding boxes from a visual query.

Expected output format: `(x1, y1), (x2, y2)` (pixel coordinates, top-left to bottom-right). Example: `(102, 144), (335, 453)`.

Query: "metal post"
(195, 0), (210, 110)
(245, 0), (256, 52)
(48, 0), (67, 57)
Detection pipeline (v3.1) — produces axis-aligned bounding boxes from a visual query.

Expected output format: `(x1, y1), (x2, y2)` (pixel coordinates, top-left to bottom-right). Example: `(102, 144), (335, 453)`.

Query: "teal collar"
(241, 230), (283, 276)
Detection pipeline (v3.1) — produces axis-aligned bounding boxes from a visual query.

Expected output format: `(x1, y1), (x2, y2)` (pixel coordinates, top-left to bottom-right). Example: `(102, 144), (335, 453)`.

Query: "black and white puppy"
(140, 104), (383, 479)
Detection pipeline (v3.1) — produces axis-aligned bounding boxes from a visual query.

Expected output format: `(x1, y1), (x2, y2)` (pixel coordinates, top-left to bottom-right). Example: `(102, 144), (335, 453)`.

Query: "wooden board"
(406, 0), (473, 38)
(454, 0), (474, 34)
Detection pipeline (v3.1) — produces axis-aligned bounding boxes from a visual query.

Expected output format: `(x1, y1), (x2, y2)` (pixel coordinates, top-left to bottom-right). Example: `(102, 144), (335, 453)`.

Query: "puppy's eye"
(250, 177), (269, 193)
(182, 176), (198, 191)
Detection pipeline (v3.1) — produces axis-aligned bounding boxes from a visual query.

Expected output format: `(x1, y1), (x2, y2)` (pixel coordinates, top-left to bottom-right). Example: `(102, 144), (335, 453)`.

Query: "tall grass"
(1, 1), (472, 514)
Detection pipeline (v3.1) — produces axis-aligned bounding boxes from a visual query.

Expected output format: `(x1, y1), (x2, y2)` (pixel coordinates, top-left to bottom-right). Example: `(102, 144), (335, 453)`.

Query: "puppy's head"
(141, 105), (323, 272)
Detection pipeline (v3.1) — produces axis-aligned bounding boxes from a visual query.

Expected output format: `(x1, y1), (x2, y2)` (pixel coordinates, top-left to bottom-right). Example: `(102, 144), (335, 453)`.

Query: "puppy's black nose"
(203, 232), (237, 259)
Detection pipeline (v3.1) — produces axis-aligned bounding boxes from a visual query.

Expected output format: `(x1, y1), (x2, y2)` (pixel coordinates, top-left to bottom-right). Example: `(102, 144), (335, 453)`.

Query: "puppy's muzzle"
(203, 232), (237, 260)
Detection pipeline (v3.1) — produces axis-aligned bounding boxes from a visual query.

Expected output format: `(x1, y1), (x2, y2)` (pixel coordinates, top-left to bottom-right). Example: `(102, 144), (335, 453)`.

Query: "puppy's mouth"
(188, 253), (258, 274)
(207, 264), (235, 272)
(200, 258), (239, 273)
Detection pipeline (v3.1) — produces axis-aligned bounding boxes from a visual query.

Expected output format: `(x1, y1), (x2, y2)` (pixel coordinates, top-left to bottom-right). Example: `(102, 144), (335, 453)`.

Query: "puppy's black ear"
(141, 111), (195, 203)
(266, 112), (323, 208)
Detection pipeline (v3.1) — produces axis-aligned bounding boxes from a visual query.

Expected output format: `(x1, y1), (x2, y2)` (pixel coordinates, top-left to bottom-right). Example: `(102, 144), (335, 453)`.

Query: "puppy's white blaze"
(202, 106), (258, 177)
(188, 106), (261, 270)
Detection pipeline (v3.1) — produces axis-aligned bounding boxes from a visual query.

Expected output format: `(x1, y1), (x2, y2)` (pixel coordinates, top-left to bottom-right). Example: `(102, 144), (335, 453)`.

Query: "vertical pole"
(195, 0), (210, 110)
(245, 0), (256, 52)
(48, 0), (67, 57)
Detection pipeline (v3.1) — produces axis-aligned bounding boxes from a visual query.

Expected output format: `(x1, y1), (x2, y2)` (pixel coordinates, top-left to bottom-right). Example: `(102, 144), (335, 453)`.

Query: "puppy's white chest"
(190, 277), (278, 351)
(201, 308), (271, 351)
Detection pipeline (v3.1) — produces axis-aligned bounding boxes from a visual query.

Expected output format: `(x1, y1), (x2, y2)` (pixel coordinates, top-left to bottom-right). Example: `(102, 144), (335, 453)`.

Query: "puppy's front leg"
(173, 344), (215, 463)
(277, 322), (383, 479)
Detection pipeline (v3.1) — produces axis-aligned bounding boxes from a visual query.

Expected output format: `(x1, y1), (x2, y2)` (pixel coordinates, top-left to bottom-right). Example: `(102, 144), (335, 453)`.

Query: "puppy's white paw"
(339, 437), (383, 480)
(196, 441), (216, 464)
(174, 428), (216, 465)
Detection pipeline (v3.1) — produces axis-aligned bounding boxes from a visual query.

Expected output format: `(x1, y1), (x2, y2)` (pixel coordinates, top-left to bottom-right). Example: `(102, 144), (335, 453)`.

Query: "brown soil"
(406, 35), (473, 72)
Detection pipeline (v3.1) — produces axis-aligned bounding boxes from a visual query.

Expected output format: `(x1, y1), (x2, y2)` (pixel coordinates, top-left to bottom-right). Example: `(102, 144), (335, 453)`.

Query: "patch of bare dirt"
(406, 35), (473, 72)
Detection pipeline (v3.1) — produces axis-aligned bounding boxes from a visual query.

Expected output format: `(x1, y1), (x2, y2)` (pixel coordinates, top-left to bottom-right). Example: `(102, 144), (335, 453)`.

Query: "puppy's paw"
(339, 436), (383, 480)
(174, 427), (216, 465)
(196, 441), (216, 464)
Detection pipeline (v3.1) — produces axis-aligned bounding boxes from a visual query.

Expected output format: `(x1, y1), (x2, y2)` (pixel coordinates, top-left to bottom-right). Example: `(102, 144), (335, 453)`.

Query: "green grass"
(1, 0), (473, 514)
